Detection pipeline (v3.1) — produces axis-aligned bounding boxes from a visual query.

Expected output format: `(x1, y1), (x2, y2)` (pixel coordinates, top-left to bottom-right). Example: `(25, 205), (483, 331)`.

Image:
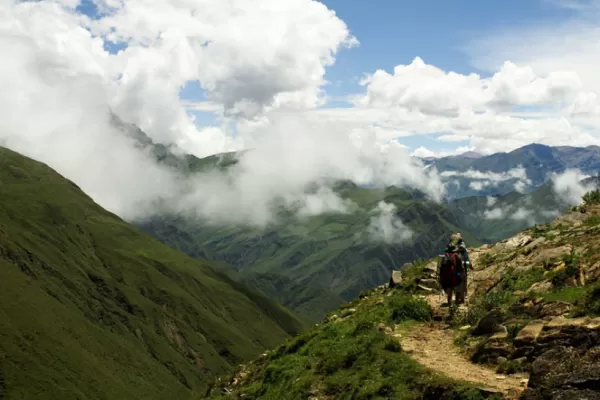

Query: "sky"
(1, 0), (598, 231)
(65, 0), (600, 158)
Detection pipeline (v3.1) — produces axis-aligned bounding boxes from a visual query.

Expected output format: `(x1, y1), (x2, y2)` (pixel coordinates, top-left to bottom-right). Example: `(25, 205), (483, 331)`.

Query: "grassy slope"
(138, 181), (481, 322)
(0, 146), (304, 399)
(207, 266), (499, 400)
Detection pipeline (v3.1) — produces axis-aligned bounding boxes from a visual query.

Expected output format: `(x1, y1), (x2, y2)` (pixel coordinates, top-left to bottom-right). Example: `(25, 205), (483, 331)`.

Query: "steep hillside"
(211, 191), (600, 400)
(138, 182), (481, 321)
(0, 146), (304, 399)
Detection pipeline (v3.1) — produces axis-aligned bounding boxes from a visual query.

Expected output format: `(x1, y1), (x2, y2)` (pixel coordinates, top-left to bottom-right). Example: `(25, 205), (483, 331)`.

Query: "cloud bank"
(0, 0), (445, 230)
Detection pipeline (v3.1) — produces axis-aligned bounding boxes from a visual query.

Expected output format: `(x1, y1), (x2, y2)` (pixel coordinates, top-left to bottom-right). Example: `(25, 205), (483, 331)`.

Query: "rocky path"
(395, 294), (528, 399)
(399, 321), (527, 398)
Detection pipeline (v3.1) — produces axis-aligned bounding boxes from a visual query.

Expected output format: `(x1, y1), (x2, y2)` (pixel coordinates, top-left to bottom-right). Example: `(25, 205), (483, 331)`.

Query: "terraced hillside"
(0, 146), (304, 399)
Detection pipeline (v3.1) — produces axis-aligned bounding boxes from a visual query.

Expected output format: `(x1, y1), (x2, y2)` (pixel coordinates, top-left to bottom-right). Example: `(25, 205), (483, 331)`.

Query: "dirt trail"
(396, 295), (528, 398)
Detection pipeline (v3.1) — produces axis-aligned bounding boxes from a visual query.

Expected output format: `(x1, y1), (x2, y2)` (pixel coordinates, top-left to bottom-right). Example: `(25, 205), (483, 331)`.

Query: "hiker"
(437, 242), (463, 307)
(452, 233), (473, 304)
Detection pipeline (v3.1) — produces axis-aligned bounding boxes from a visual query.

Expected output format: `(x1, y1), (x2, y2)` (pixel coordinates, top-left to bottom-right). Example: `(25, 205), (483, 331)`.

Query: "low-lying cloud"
(0, 0), (446, 230)
(365, 201), (413, 245)
(441, 166), (532, 193)
(550, 168), (594, 205)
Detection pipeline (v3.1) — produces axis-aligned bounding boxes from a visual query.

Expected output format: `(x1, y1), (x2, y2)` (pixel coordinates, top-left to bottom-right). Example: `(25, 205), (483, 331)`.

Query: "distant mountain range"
(424, 143), (600, 199)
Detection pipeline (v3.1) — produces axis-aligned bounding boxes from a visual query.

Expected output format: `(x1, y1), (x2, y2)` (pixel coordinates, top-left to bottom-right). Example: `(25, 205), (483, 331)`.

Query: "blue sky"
(79, 0), (579, 154)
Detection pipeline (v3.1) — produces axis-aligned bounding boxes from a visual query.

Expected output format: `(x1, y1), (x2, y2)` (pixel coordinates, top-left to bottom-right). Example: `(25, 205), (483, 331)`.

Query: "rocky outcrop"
(388, 270), (403, 288)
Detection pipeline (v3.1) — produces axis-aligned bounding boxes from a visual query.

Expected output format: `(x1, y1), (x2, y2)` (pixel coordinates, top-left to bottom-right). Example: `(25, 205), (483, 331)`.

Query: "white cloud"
(486, 196), (498, 207)
(440, 166), (532, 192)
(511, 207), (533, 221)
(90, 0), (358, 121)
(550, 168), (594, 206)
(484, 207), (505, 220)
(354, 57), (581, 116)
(365, 201), (413, 244)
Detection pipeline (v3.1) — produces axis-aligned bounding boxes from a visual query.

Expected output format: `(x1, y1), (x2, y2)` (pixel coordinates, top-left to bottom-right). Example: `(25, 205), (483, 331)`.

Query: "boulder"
(514, 320), (545, 346)
(388, 270), (403, 288)
(539, 301), (572, 318)
(526, 280), (553, 294)
(524, 345), (600, 399)
(490, 325), (509, 340)
(417, 278), (439, 290)
(472, 308), (506, 336)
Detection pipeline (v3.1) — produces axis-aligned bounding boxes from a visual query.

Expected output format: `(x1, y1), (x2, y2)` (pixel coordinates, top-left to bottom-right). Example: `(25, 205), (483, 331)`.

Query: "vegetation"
(0, 146), (304, 399)
(583, 188), (600, 205)
(209, 290), (497, 400)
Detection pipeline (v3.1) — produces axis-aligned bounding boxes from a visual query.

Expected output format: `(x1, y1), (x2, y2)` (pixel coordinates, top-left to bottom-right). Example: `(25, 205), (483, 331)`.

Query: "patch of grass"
(210, 298), (497, 400)
(389, 295), (433, 323)
(543, 286), (586, 304)
(584, 215), (600, 227)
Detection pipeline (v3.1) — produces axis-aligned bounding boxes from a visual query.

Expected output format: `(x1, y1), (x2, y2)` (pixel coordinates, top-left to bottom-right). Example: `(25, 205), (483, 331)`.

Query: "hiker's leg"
(456, 280), (465, 304)
(446, 288), (453, 306)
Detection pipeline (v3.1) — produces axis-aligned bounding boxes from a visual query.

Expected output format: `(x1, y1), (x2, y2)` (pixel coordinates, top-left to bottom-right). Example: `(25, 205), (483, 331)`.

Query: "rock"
(497, 356), (508, 364)
(417, 278), (439, 289)
(378, 323), (386, 331)
(471, 340), (514, 364)
(531, 245), (573, 265)
(546, 315), (600, 330)
(514, 320), (545, 345)
(527, 280), (553, 294)
(526, 345), (600, 399)
(505, 234), (533, 248)
(384, 327), (393, 334)
(416, 284), (434, 292)
(539, 301), (572, 317)
(490, 325), (509, 340)
(388, 270), (403, 288)
(340, 308), (356, 318)
(473, 308), (506, 336)
(459, 325), (471, 331)
(525, 236), (546, 250)
(515, 357), (528, 365)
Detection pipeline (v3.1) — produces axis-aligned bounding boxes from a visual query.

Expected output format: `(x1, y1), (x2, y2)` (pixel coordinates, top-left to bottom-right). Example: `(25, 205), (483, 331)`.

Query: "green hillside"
(138, 181), (481, 322)
(0, 146), (304, 399)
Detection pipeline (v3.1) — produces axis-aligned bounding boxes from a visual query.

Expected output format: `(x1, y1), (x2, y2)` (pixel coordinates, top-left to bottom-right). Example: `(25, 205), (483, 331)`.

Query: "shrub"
(389, 295), (432, 323)
(383, 337), (401, 352)
(583, 189), (600, 205)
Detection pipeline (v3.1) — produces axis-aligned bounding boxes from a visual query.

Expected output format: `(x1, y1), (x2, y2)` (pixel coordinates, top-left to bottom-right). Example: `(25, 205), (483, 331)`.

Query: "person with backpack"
(438, 233), (473, 306)
(437, 242), (463, 307)
(451, 233), (473, 304)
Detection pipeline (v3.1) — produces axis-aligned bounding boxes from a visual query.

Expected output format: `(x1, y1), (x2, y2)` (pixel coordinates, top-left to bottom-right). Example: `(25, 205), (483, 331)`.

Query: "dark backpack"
(439, 252), (462, 289)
